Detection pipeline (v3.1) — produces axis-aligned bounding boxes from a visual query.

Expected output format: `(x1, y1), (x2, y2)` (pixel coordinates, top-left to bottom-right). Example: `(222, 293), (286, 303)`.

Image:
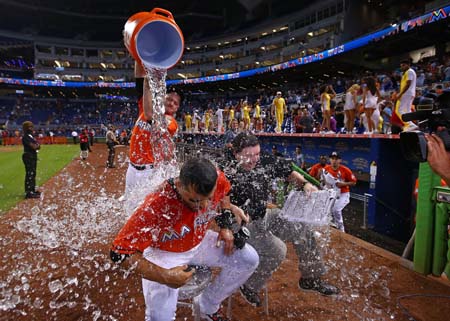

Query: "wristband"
(215, 208), (233, 229)
(110, 250), (129, 264)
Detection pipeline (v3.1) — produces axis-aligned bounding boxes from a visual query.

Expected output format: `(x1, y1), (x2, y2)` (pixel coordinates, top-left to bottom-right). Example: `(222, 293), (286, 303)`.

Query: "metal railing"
(350, 192), (372, 229)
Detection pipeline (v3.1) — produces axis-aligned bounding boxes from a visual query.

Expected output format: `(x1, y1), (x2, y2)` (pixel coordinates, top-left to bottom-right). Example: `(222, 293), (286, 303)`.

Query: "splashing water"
(0, 165), (133, 319)
(145, 67), (177, 166)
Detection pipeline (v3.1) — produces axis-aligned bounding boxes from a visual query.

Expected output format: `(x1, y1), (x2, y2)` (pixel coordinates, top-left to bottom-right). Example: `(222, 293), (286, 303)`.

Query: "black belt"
(131, 163), (154, 171)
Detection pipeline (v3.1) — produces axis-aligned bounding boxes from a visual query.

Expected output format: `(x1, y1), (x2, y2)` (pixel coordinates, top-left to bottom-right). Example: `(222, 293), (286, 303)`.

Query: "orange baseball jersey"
(323, 164), (357, 193)
(129, 97), (178, 165)
(309, 163), (326, 179)
(112, 170), (231, 254)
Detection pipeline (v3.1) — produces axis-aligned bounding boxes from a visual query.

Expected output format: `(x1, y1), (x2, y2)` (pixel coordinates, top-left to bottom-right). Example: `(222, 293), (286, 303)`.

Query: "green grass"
(0, 144), (79, 214)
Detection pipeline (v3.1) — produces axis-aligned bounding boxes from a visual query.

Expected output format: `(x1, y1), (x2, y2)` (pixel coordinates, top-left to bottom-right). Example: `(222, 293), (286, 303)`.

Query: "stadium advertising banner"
(0, 5), (448, 88)
(166, 5), (450, 85)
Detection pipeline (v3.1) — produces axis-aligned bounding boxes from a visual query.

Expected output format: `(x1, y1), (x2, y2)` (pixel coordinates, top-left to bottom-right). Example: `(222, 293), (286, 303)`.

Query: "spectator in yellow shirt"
(271, 91), (287, 133)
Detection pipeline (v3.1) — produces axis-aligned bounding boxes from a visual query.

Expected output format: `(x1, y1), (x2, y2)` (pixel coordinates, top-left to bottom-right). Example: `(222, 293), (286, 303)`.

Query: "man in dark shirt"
(21, 121), (41, 199)
(271, 145), (283, 157)
(220, 133), (339, 307)
(298, 109), (314, 133)
(223, 119), (239, 148)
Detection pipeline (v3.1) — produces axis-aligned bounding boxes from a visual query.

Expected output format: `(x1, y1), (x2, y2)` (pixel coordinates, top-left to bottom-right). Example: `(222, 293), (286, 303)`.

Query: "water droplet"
(48, 280), (63, 293)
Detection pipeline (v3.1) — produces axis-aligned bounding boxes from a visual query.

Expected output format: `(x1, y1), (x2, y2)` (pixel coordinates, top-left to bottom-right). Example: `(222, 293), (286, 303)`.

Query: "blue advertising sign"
(0, 6), (448, 88)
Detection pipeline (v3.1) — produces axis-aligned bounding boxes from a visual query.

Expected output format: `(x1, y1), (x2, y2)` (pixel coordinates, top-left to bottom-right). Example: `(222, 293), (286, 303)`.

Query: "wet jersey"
(309, 163), (326, 179)
(323, 164), (357, 193)
(129, 97), (178, 165)
(112, 171), (231, 254)
(221, 153), (292, 221)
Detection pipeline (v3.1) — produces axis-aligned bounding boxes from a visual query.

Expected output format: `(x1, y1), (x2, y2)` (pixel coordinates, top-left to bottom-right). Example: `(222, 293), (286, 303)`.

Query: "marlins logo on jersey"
(161, 225), (191, 243)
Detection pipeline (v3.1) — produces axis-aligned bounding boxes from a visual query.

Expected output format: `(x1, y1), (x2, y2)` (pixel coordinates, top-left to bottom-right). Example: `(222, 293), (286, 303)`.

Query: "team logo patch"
(160, 225), (191, 243)
(194, 210), (217, 229)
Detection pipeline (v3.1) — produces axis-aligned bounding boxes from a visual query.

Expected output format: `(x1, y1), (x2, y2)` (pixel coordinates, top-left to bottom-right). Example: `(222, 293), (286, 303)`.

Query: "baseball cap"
(329, 151), (341, 158)
(276, 91), (282, 95)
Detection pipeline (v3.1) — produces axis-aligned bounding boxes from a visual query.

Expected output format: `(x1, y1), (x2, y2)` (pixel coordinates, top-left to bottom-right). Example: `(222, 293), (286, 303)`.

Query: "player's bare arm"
(288, 171), (318, 193)
(116, 252), (194, 289)
(221, 195), (249, 225)
(230, 203), (249, 225)
(134, 61), (146, 78)
(142, 77), (153, 121)
(336, 181), (356, 187)
(215, 197), (236, 255)
(426, 133), (450, 186)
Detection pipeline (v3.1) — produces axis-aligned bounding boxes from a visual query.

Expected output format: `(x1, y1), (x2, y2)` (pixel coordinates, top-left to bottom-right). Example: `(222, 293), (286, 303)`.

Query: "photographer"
(220, 133), (339, 308)
(426, 133), (450, 186)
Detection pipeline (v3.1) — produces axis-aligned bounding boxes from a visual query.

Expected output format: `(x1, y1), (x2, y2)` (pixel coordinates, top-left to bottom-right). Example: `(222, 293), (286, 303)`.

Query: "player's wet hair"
(167, 90), (182, 104)
(232, 133), (259, 154)
(179, 158), (217, 196)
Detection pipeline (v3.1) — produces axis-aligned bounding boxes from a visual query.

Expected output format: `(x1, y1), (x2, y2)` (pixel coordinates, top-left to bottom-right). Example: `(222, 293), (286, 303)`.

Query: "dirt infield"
(1, 144), (449, 321)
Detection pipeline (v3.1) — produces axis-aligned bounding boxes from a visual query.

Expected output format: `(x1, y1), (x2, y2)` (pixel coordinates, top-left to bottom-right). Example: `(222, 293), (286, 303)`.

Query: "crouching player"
(111, 158), (259, 321)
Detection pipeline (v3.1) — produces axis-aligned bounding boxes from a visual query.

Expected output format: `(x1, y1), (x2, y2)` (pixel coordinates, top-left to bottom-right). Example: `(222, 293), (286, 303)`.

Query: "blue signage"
(0, 6), (448, 88)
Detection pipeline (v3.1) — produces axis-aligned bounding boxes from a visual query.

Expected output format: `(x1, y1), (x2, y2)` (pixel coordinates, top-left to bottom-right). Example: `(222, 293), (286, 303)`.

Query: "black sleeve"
(135, 77), (144, 100)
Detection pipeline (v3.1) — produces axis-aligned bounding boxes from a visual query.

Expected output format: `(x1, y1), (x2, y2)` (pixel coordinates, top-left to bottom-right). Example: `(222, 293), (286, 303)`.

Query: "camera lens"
(233, 226), (251, 249)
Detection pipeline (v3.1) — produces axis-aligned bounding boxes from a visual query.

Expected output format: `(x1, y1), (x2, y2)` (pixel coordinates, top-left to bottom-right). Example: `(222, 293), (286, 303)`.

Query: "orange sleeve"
(343, 166), (357, 183)
(309, 165), (318, 178)
(112, 194), (160, 255)
(214, 170), (231, 202)
(167, 116), (178, 136)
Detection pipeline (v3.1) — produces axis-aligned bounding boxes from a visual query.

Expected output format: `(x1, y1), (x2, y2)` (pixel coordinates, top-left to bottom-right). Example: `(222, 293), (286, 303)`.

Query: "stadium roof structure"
(0, 0), (318, 42)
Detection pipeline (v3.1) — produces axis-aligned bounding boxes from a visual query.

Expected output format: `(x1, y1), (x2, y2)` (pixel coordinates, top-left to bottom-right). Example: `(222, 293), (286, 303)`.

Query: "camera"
(233, 225), (251, 249)
(399, 91), (450, 162)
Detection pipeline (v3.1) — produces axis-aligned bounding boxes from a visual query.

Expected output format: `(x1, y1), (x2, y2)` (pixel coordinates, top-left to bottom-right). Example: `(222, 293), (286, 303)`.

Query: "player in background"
(322, 152), (357, 232)
(308, 155), (328, 180)
(124, 62), (181, 213)
(79, 128), (91, 160)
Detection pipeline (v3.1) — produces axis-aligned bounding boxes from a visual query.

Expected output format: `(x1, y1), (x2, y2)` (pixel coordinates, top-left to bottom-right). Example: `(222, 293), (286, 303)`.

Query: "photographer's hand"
(426, 133), (450, 186)
(230, 203), (249, 225)
(217, 228), (234, 256)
